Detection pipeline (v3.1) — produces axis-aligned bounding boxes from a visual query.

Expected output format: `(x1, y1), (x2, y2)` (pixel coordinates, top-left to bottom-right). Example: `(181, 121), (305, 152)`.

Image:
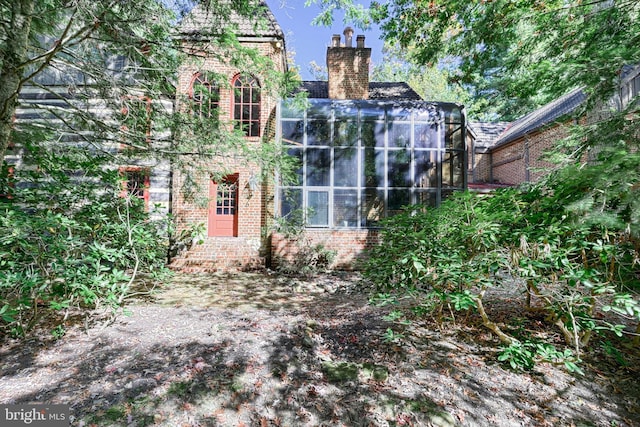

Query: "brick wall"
(491, 122), (571, 185)
(271, 229), (381, 270)
(170, 40), (284, 271)
(327, 46), (371, 100)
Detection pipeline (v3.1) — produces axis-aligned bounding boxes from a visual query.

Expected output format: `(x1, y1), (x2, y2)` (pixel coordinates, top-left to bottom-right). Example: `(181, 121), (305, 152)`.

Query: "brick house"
(168, 2), (287, 271)
(468, 64), (639, 188)
(169, 4), (469, 270)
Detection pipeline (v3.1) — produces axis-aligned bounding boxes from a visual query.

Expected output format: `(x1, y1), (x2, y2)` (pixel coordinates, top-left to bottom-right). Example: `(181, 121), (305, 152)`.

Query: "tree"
(371, 43), (473, 112)
(0, 0), (293, 336)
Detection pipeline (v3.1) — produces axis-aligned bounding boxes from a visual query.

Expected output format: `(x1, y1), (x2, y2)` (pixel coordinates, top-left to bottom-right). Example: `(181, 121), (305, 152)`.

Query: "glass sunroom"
(277, 99), (466, 228)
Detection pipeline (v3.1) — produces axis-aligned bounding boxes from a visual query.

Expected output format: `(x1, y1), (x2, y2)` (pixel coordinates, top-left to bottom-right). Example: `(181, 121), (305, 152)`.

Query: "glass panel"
(280, 188), (302, 219)
(333, 119), (358, 146)
(362, 188), (384, 227)
(446, 107), (462, 123)
(415, 190), (437, 208)
(281, 100), (305, 118)
(415, 105), (440, 122)
(251, 88), (260, 103)
(334, 148), (358, 187)
(442, 151), (464, 188)
(414, 150), (437, 188)
(333, 189), (358, 227)
(388, 123), (411, 148)
(388, 189), (411, 217)
(281, 120), (304, 145)
(287, 147), (303, 185)
(308, 190), (329, 226)
(306, 148), (330, 186)
(449, 126), (464, 149)
(360, 103), (386, 120)
(415, 123), (439, 148)
(388, 150), (411, 187)
(307, 120), (330, 146)
(362, 148), (384, 187)
(250, 120), (259, 137)
(307, 101), (331, 118)
(361, 121), (385, 147)
(388, 105), (412, 121)
(334, 102), (358, 118)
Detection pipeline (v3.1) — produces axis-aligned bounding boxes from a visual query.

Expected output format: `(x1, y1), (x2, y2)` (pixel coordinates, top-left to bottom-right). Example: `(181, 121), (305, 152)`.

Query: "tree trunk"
(0, 0), (35, 160)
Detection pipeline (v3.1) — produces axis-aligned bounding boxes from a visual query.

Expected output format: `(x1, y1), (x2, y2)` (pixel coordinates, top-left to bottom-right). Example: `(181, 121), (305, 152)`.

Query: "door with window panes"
(208, 174), (238, 237)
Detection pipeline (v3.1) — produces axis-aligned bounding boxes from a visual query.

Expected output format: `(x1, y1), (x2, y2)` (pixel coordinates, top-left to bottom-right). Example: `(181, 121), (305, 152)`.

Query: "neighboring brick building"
(469, 88), (586, 186)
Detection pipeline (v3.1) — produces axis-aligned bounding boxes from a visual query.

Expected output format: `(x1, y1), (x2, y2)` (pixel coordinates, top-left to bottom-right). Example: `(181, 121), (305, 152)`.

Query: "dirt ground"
(1, 271), (639, 427)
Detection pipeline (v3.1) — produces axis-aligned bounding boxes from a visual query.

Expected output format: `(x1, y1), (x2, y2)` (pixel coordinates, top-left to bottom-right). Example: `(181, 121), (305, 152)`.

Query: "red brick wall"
(170, 40), (284, 271)
(327, 46), (371, 100)
(491, 122), (571, 185)
(271, 229), (381, 270)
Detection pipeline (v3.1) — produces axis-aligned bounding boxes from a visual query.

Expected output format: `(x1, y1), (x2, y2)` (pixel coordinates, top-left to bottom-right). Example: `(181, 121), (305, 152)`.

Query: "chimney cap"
(343, 26), (354, 36)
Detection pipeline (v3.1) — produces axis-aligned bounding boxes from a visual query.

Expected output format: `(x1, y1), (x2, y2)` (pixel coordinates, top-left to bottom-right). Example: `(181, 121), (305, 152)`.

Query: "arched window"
(191, 73), (219, 118)
(232, 74), (261, 137)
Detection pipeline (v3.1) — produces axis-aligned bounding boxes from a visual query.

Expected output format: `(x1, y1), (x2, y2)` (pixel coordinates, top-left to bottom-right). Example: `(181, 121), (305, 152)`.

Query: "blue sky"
(264, 1), (384, 81)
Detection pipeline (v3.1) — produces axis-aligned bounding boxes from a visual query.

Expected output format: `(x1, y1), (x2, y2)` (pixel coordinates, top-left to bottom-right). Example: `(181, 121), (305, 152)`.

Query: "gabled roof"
(179, 0), (283, 39)
(494, 87), (586, 147)
(468, 121), (510, 149)
(298, 81), (422, 100)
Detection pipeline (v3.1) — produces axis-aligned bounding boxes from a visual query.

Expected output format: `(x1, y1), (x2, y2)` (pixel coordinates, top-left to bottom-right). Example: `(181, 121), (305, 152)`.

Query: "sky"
(264, 1), (385, 81)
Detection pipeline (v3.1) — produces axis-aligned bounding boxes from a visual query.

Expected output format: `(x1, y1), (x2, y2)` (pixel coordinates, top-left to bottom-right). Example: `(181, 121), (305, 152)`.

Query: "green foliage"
(363, 182), (640, 372)
(0, 146), (169, 336)
(272, 208), (337, 276)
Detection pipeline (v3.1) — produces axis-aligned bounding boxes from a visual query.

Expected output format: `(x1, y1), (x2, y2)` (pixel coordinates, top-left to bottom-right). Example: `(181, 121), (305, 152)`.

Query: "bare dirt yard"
(1, 271), (639, 426)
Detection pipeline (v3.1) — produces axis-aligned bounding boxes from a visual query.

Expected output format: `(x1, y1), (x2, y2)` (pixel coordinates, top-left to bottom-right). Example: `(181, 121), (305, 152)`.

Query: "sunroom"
(276, 98), (467, 229)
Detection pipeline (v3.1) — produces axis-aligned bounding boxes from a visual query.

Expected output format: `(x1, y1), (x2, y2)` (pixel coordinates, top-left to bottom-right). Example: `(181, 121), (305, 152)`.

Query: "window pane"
(415, 190), (437, 208)
(333, 119), (358, 146)
(442, 151), (464, 188)
(250, 120), (260, 137)
(306, 148), (330, 186)
(361, 121), (385, 147)
(282, 120), (304, 145)
(307, 101), (331, 118)
(414, 150), (437, 188)
(388, 189), (411, 217)
(362, 188), (384, 227)
(334, 189), (358, 227)
(362, 148), (384, 187)
(280, 188), (302, 219)
(287, 148), (303, 185)
(281, 100), (304, 118)
(388, 149), (411, 187)
(334, 148), (358, 187)
(308, 190), (329, 226)
(307, 120), (330, 146)
(389, 123), (411, 148)
(415, 123), (439, 148)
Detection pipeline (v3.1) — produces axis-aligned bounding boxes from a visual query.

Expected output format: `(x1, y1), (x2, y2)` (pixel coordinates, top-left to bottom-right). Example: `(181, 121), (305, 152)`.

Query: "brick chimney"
(327, 27), (371, 100)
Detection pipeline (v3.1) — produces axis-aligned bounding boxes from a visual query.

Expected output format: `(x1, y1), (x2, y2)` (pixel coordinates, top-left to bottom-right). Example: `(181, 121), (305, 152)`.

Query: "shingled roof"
(468, 121), (510, 149)
(298, 81), (422, 100)
(179, 0), (283, 39)
(494, 87), (586, 147)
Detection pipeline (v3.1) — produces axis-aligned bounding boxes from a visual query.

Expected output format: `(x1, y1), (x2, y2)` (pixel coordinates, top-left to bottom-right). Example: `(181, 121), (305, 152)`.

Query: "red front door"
(208, 174), (238, 237)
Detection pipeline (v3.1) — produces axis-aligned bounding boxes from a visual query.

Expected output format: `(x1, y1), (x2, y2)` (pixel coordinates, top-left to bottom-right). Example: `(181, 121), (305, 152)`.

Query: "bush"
(0, 158), (169, 337)
(364, 179), (640, 371)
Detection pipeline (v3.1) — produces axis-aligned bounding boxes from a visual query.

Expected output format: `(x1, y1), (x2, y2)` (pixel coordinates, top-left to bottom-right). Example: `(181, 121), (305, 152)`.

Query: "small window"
(191, 73), (220, 118)
(120, 167), (150, 209)
(232, 74), (261, 137)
